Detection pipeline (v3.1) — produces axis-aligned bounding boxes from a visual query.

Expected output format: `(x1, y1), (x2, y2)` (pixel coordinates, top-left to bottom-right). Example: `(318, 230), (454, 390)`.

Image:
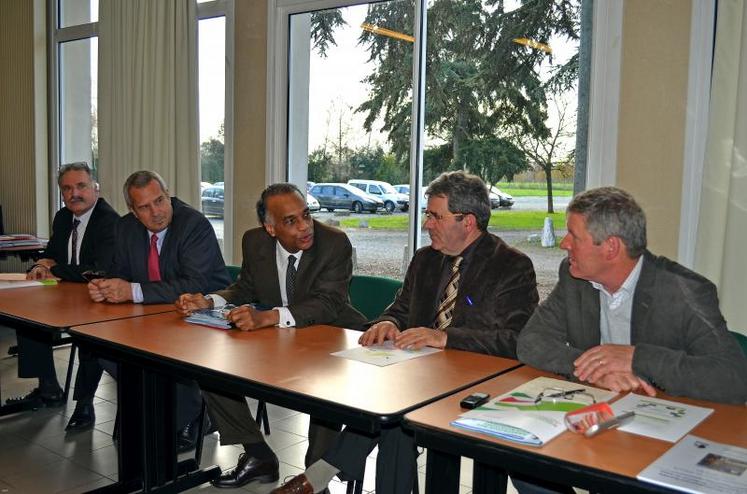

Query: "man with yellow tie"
(272, 171), (539, 494)
(66, 171), (230, 451)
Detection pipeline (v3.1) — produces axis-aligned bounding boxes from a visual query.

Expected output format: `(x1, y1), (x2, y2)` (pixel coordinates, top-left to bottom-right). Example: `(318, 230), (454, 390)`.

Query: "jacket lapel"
(580, 281), (601, 346)
(630, 251), (656, 344)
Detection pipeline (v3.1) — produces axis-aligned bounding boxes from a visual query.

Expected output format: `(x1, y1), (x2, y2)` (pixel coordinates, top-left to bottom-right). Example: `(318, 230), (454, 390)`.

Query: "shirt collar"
(590, 255), (644, 299)
(276, 241), (303, 266)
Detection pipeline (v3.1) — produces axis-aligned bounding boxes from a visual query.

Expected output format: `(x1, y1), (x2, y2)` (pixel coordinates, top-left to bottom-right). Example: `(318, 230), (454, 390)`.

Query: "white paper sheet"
(331, 340), (441, 366)
(611, 394), (713, 443)
(638, 435), (747, 493)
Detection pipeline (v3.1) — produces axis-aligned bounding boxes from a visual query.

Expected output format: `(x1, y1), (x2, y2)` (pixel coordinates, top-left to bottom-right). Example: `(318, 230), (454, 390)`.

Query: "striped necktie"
(435, 256), (463, 331)
(71, 219), (81, 265)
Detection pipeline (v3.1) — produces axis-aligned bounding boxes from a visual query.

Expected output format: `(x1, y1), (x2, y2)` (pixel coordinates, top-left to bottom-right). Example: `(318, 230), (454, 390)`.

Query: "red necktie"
(147, 233), (161, 282)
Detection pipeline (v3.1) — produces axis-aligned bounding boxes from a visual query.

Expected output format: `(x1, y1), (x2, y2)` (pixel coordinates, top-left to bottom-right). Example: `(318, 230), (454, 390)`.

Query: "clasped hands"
(358, 320), (447, 350)
(176, 293), (279, 331)
(574, 344), (656, 396)
(26, 258), (56, 280)
(88, 278), (133, 303)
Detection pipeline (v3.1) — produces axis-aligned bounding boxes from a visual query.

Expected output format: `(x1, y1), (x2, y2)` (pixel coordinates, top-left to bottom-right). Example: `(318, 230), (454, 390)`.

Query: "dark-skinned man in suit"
(176, 182), (366, 489)
(66, 170), (230, 452)
(272, 171), (539, 494)
(7, 162), (119, 409)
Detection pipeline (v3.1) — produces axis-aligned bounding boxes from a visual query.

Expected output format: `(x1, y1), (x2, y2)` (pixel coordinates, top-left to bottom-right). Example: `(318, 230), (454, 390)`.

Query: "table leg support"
(472, 461), (508, 494)
(425, 448), (461, 494)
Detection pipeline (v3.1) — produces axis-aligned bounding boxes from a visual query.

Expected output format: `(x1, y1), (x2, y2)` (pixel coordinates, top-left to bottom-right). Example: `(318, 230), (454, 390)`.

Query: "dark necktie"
(435, 256), (463, 330)
(71, 219), (81, 265)
(147, 233), (161, 282)
(286, 255), (297, 305)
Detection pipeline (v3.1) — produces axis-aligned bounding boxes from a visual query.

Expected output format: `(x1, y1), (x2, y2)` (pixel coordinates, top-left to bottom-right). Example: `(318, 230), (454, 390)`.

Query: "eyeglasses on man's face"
(423, 210), (466, 222)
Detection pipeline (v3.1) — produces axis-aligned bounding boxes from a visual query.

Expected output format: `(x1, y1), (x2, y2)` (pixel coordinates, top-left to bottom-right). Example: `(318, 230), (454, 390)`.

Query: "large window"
(284, 0), (582, 296)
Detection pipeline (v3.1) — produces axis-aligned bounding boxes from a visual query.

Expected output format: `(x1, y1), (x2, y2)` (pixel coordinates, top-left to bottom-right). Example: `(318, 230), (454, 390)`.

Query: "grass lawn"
(339, 210), (566, 231)
(495, 182), (573, 197)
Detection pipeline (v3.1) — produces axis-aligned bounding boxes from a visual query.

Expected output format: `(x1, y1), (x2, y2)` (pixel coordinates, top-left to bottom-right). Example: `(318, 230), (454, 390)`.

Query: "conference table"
(404, 365), (747, 494)
(69, 312), (521, 493)
(0, 282), (173, 415)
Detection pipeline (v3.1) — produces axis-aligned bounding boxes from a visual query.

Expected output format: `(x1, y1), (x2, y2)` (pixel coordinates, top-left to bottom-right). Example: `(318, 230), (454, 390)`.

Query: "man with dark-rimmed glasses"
(272, 171), (539, 494)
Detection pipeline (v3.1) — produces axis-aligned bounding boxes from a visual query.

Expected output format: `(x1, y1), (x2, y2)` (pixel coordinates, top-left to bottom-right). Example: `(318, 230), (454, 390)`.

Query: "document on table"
(638, 435), (747, 494)
(611, 394), (713, 443)
(331, 340), (441, 366)
(0, 278), (57, 289)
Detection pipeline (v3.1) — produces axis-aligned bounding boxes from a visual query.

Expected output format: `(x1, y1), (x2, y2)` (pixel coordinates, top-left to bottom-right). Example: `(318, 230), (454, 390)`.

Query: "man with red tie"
(66, 171), (230, 449)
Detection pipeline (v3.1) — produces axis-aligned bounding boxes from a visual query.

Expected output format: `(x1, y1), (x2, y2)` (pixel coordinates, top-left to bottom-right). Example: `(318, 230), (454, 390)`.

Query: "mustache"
(68, 196), (85, 203)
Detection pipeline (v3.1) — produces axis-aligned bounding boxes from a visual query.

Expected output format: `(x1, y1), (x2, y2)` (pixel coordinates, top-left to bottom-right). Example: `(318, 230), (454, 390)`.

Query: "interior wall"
(0, 0), (44, 272)
(231, 0), (268, 264)
(616, 0), (692, 259)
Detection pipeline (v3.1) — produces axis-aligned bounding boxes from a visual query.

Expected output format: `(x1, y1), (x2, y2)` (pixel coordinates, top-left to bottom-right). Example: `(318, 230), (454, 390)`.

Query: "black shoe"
(66, 403), (96, 431)
(211, 453), (279, 488)
(6, 387), (64, 408)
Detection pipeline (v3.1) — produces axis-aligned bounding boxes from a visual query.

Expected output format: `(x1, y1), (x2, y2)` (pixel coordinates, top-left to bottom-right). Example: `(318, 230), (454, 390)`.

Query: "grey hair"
(426, 171), (491, 231)
(58, 162), (94, 186)
(123, 170), (169, 209)
(256, 183), (305, 225)
(567, 186), (647, 258)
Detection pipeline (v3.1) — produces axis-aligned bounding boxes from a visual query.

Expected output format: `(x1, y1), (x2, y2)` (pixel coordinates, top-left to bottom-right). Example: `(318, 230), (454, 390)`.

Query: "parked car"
(201, 186), (224, 217)
(348, 179), (409, 212)
(308, 183), (384, 213)
(306, 193), (320, 212)
(488, 186), (514, 208)
(394, 184), (427, 209)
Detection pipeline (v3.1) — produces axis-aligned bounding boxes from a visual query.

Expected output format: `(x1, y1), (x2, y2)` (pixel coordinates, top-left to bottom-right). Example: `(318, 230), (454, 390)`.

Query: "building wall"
(616, 0), (692, 258)
(232, 0), (268, 263)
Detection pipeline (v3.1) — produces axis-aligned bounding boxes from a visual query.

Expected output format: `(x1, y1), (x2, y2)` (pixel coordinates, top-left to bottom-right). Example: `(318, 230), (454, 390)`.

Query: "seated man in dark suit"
(514, 186), (747, 494)
(8, 162), (119, 408)
(65, 170), (231, 447)
(272, 171), (539, 494)
(176, 182), (367, 489)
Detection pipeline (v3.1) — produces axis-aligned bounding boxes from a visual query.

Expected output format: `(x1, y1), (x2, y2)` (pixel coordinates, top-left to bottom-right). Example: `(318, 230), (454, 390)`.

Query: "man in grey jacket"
(513, 186), (747, 493)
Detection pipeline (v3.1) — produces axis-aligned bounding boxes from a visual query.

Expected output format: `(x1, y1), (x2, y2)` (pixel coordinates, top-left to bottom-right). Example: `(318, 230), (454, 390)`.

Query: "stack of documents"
(451, 376), (617, 446)
(184, 308), (232, 329)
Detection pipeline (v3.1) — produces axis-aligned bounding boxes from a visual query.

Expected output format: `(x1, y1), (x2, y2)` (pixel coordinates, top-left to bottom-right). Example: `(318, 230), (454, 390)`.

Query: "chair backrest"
(226, 265), (241, 282)
(729, 330), (747, 358)
(349, 274), (403, 321)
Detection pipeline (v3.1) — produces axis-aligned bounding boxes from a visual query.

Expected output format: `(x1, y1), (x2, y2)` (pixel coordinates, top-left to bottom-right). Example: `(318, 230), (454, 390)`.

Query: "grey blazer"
(215, 220), (366, 330)
(517, 252), (747, 404)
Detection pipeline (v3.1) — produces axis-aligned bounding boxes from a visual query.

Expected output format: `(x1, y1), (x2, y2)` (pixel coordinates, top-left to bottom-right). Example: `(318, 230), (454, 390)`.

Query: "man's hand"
(88, 278), (133, 303)
(394, 326), (447, 350)
(176, 293), (211, 315)
(359, 321), (400, 346)
(27, 264), (52, 280)
(593, 371), (657, 396)
(35, 258), (57, 269)
(574, 344), (635, 382)
(227, 306), (279, 331)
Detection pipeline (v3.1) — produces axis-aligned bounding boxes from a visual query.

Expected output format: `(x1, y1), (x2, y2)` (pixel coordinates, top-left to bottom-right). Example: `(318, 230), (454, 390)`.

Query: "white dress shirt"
(67, 201), (96, 264)
(590, 255), (644, 345)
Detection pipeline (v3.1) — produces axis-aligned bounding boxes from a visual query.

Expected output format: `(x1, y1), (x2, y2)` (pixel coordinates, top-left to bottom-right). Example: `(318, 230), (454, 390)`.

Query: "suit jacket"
(377, 233), (539, 358)
(517, 252), (747, 404)
(44, 198), (120, 282)
(110, 197), (230, 304)
(215, 220), (366, 330)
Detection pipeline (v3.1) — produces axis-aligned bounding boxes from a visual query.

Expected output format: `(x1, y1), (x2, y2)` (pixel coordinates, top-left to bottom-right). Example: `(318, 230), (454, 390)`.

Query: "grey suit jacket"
(517, 252), (747, 404)
(110, 197), (231, 304)
(377, 233), (539, 358)
(215, 220), (366, 330)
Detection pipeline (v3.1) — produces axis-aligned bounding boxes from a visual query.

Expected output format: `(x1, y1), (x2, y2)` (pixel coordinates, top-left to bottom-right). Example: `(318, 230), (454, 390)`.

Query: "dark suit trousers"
(15, 331), (57, 380)
(74, 348), (203, 430)
(203, 390), (340, 466)
(322, 426), (416, 494)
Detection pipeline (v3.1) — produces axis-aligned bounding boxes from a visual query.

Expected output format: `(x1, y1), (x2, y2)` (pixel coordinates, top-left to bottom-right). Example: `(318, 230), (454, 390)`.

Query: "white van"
(347, 179), (409, 212)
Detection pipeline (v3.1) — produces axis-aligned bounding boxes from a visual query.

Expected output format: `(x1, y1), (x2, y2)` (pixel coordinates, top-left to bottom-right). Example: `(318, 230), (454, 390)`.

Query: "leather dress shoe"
(65, 403), (96, 431)
(211, 453), (280, 488)
(270, 473), (314, 494)
(6, 387), (64, 408)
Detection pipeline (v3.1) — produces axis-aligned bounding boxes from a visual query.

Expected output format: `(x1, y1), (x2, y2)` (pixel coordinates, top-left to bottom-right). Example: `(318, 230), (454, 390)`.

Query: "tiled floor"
(0, 325), (522, 494)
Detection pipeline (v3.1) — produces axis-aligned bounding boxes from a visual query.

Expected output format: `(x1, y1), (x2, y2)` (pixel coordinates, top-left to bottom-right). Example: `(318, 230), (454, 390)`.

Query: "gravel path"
(343, 226), (566, 300)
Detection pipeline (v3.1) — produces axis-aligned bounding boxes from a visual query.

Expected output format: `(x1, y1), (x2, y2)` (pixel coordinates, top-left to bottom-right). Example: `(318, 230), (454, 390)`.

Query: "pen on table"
(465, 296), (473, 306)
